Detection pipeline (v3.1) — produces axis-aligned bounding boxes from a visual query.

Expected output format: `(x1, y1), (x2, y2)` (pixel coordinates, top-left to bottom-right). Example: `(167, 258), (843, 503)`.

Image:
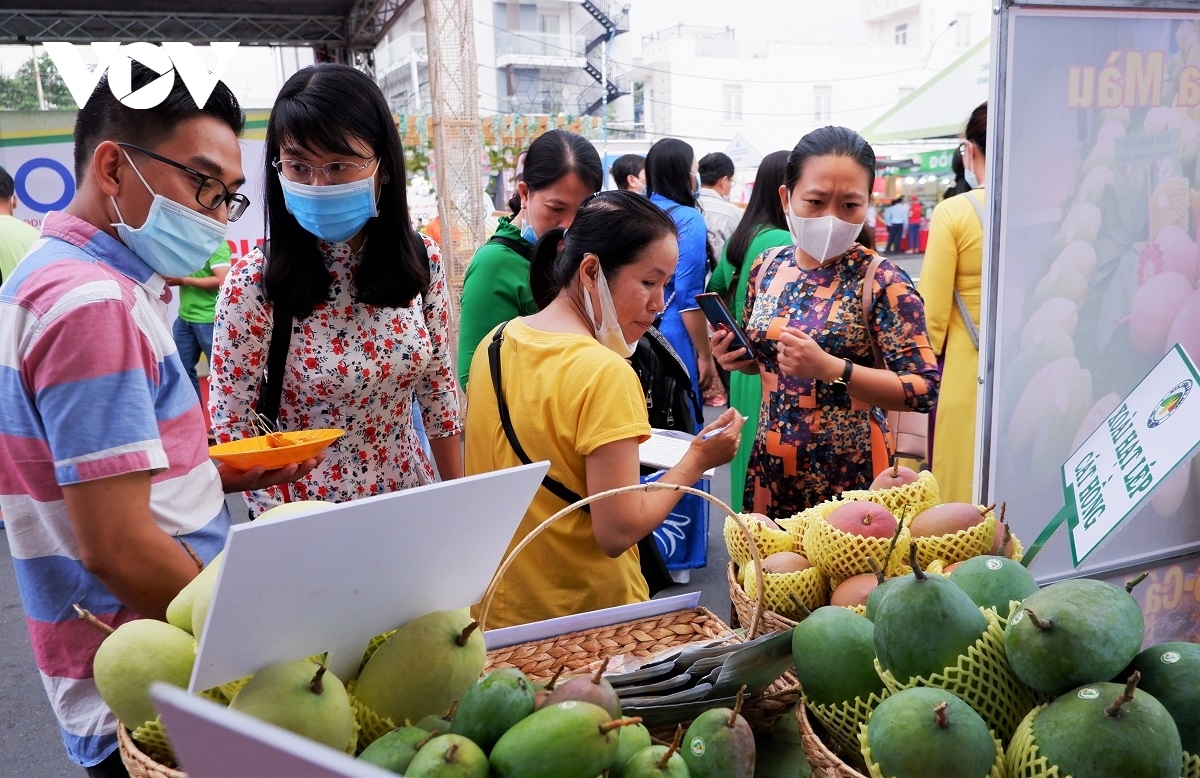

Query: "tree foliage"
(0, 53), (77, 111)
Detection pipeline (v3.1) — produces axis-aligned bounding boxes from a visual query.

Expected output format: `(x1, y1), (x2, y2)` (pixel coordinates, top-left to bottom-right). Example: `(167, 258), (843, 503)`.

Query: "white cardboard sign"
(152, 683), (394, 778)
(189, 462), (548, 692)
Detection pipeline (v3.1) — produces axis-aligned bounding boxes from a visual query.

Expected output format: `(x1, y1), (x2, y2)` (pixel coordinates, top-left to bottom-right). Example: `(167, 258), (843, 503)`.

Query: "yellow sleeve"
(572, 353), (652, 455)
(917, 199), (963, 356)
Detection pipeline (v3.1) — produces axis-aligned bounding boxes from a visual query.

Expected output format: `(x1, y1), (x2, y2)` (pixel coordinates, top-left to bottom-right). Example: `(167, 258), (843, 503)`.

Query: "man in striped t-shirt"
(0, 65), (317, 777)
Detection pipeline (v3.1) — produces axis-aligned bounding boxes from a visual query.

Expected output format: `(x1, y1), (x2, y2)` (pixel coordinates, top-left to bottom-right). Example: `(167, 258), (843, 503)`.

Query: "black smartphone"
(695, 292), (755, 357)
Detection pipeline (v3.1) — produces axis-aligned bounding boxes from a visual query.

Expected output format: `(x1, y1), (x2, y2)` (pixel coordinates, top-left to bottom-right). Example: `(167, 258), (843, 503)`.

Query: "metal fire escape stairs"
(580, 0), (629, 116)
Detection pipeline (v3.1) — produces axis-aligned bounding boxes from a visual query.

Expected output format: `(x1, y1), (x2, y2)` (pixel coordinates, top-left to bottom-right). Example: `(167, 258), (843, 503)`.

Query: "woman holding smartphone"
(712, 127), (939, 517)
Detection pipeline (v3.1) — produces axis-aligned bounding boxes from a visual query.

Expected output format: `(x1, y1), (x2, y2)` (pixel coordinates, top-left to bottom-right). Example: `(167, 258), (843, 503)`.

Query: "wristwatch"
(830, 358), (854, 388)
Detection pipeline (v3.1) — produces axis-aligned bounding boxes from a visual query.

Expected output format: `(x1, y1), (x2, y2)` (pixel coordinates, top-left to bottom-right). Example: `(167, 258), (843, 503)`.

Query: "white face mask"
(962, 141), (982, 189)
(583, 263), (637, 358)
(786, 203), (864, 265)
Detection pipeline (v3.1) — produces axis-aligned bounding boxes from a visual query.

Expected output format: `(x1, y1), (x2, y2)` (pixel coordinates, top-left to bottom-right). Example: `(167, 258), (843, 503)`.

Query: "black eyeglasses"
(117, 142), (251, 222)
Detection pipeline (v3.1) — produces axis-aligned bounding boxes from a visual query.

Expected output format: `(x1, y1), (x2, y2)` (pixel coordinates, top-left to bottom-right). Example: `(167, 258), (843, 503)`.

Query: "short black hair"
(611, 153), (645, 190)
(698, 152), (734, 186)
(262, 63), (427, 319)
(0, 166), (13, 200)
(73, 58), (244, 182)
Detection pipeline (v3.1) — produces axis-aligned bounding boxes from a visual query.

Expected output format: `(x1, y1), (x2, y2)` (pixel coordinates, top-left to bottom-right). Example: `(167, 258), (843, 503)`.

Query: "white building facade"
(630, 0), (993, 164)
(373, 0), (636, 120)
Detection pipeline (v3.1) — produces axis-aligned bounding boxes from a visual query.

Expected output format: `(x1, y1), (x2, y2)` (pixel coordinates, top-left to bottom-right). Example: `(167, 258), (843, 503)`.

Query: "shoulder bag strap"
(488, 323), (589, 511)
(861, 254), (887, 369)
(954, 192), (985, 350)
(487, 234), (534, 262)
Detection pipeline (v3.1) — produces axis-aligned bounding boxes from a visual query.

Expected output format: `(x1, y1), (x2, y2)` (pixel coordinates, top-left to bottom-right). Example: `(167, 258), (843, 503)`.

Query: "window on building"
(894, 23), (908, 45)
(813, 85), (831, 123)
(955, 14), (971, 47)
(537, 14), (561, 56)
(723, 84), (742, 124)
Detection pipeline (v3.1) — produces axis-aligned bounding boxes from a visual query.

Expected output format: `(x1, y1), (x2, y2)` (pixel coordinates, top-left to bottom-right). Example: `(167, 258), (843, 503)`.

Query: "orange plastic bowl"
(208, 428), (344, 471)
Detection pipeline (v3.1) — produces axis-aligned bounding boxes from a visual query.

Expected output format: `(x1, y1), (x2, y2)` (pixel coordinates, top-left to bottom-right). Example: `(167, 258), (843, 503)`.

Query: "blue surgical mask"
(692, 172), (702, 199)
(112, 152), (228, 277)
(278, 166), (379, 243)
(520, 222), (538, 244)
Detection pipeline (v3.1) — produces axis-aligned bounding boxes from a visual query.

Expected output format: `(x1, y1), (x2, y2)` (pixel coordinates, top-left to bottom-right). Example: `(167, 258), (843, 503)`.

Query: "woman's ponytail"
(529, 227), (568, 309)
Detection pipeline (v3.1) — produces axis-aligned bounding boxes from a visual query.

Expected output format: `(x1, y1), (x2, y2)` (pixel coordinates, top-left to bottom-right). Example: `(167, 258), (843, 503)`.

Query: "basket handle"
(477, 481), (769, 639)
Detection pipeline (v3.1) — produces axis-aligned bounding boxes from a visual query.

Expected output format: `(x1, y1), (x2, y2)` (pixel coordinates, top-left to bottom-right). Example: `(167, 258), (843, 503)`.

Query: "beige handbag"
(861, 255), (930, 463)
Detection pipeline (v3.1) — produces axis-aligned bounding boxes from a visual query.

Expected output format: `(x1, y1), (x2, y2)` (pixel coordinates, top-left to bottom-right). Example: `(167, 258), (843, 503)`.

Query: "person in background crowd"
(210, 63), (462, 516)
(165, 242), (230, 403)
(943, 145), (973, 201)
(611, 153), (646, 193)
(712, 126), (940, 517)
(646, 138), (714, 422)
(0, 164), (39, 283)
(457, 130), (602, 385)
(704, 149), (791, 513)
(906, 194), (924, 253)
(697, 151), (743, 263)
(465, 190), (741, 628)
(919, 102), (988, 504)
(884, 197), (906, 254)
(0, 64), (315, 778)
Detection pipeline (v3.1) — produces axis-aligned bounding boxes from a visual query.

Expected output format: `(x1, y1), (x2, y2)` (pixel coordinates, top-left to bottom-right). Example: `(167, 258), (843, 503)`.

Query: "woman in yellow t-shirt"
(466, 190), (742, 629)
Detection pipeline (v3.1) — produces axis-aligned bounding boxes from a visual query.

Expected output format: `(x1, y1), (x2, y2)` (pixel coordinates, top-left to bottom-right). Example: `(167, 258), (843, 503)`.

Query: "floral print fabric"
(209, 235), (461, 514)
(742, 244), (939, 517)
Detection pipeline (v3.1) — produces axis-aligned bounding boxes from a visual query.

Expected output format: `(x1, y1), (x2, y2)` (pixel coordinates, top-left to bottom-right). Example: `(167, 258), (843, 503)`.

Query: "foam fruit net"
(775, 512), (810, 555)
(808, 690), (888, 757)
(1185, 752), (1200, 778)
(744, 563), (829, 619)
(804, 511), (912, 581)
(873, 609), (1039, 743)
(130, 718), (177, 767)
(860, 720), (1007, 778)
(839, 470), (941, 517)
(723, 514), (794, 566)
(345, 678), (397, 753)
(913, 512), (997, 569)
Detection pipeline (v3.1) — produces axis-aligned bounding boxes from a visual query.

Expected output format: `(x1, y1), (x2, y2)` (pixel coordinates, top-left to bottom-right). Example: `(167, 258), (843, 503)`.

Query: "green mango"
(354, 610), (485, 726)
(1031, 680), (1182, 778)
(946, 555), (1039, 614)
(1122, 642), (1200, 754)
(865, 687), (995, 778)
(357, 726), (436, 774)
(413, 714), (453, 733)
(449, 668), (536, 754)
(94, 619), (196, 728)
(872, 557), (988, 681)
(490, 701), (625, 778)
(610, 723), (653, 778)
(791, 606), (886, 707)
(405, 733), (489, 777)
(1004, 578), (1144, 696)
(623, 744), (690, 777)
(864, 574), (903, 622)
(680, 696), (754, 778)
(167, 551), (223, 635)
(229, 661), (354, 752)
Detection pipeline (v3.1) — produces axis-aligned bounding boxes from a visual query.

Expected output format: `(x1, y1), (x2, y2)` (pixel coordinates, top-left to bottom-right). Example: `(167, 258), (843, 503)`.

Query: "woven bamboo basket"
(477, 482), (799, 736)
(727, 560), (800, 633)
(797, 701), (869, 778)
(117, 724), (185, 778)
